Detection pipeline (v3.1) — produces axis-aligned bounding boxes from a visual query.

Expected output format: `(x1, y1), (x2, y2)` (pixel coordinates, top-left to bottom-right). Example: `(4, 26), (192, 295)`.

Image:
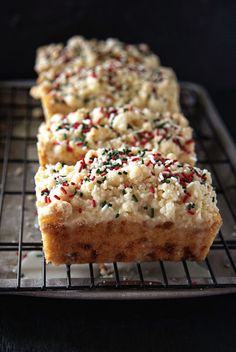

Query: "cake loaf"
(37, 107), (195, 166)
(34, 36), (160, 75)
(32, 59), (179, 119)
(31, 36), (160, 102)
(35, 148), (221, 265)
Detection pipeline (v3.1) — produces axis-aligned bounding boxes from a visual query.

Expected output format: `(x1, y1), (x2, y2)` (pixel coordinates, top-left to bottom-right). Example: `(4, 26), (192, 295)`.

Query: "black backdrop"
(1, 0), (236, 138)
(1, 0), (235, 89)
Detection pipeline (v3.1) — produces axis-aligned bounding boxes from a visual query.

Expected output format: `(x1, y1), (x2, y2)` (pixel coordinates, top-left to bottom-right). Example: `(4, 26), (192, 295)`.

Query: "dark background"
(1, 294), (236, 352)
(1, 0), (236, 138)
(1, 0), (236, 90)
(0, 1), (236, 351)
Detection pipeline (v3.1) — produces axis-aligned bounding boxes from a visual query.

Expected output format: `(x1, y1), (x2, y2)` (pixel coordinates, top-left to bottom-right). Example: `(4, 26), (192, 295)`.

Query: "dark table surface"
(0, 91), (236, 352)
(0, 293), (236, 352)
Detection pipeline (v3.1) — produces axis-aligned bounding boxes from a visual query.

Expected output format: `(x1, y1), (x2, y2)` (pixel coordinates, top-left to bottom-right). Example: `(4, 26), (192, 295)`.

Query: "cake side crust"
(40, 214), (222, 265)
(42, 95), (75, 120)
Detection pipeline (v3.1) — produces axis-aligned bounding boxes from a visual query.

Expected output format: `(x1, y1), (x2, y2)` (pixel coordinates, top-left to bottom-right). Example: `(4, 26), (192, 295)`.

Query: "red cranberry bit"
(131, 157), (140, 161)
(41, 188), (49, 193)
(145, 160), (153, 167)
(149, 186), (155, 193)
(78, 158), (86, 172)
(73, 122), (80, 129)
(82, 128), (90, 133)
(91, 199), (96, 208)
(45, 196), (51, 204)
(66, 140), (73, 152)
(182, 192), (191, 203)
(60, 187), (67, 194)
(91, 71), (97, 78)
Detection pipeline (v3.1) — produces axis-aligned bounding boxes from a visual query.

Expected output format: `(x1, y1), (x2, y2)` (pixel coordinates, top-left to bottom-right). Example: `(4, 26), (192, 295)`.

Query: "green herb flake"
(41, 189), (50, 196)
(162, 178), (171, 184)
(140, 150), (146, 157)
(100, 201), (107, 208)
(187, 202), (195, 210)
(148, 208), (155, 218)
(156, 122), (166, 129)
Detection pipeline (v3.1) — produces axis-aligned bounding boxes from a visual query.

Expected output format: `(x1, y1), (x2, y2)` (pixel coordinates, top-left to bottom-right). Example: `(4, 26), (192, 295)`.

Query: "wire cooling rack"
(0, 81), (236, 299)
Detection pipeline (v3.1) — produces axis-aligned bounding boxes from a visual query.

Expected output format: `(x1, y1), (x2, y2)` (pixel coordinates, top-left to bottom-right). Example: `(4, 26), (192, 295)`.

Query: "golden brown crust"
(37, 140), (85, 166)
(37, 142), (47, 166)
(42, 95), (75, 120)
(39, 213), (222, 265)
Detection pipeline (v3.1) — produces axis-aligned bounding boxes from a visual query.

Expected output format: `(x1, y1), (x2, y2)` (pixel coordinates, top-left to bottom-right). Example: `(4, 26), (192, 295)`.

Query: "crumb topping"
(39, 107), (195, 164)
(35, 148), (218, 227)
(40, 60), (179, 112)
(35, 36), (160, 74)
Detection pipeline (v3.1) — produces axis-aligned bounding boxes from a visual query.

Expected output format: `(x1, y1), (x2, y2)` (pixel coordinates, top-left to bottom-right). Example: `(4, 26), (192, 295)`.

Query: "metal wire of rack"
(0, 81), (236, 299)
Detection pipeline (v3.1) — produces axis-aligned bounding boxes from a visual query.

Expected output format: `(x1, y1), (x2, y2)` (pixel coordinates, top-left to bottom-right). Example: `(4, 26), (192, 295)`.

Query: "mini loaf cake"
(37, 107), (196, 166)
(31, 36), (160, 102)
(34, 36), (160, 75)
(35, 148), (221, 265)
(32, 60), (179, 118)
